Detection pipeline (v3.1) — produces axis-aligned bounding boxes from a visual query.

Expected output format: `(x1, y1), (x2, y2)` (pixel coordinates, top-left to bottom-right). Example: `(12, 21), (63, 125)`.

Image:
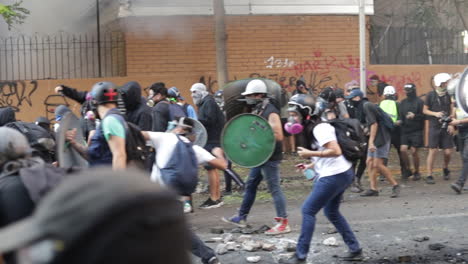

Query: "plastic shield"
(221, 113), (275, 168)
(56, 112), (89, 169)
(189, 118), (208, 147)
(456, 67), (468, 114)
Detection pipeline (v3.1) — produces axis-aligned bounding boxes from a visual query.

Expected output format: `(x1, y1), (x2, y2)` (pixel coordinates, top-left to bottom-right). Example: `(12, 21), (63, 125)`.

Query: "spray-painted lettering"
(0, 80), (38, 112)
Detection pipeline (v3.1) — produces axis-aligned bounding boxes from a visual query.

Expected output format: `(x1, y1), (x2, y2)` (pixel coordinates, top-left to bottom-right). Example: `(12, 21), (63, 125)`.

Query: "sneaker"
(184, 201), (194, 213)
(349, 182), (364, 193)
(265, 217), (291, 235)
(200, 198), (224, 209)
(390, 185), (400, 198)
(222, 215), (248, 228)
(443, 168), (451, 180)
(338, 249), (364, 261)
(412, 172), (421, 181)
(451, 182), (462, 194)
(360, 189), (379, 197)
(425, 175), (435, 184)
(279, 256), (306, 264)
(401, 169), (412, 180)
(208, 256), (221, 264)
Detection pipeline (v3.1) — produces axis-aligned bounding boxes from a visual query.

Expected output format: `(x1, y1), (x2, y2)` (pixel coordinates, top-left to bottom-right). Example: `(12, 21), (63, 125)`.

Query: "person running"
(280, 94), (362, 263)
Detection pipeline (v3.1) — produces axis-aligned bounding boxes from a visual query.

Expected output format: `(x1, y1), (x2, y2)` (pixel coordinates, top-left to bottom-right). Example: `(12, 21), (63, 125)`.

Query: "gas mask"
(284, 114), (304, 134)
(147, 94), (155, 107)
(436, 86), (447, 96)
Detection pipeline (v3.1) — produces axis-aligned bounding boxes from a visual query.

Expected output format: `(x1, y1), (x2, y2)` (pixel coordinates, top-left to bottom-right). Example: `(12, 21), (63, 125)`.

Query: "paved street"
(190, 151), (468, 264)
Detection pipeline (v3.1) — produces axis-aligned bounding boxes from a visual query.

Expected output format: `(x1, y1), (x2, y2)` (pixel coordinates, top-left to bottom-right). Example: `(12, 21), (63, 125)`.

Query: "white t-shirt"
(311, 123), (352, 178)
(147, 132), (216, 184)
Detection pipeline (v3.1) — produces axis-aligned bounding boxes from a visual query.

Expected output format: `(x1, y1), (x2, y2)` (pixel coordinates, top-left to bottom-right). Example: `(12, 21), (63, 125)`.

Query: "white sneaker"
(184, 201), (193, 214)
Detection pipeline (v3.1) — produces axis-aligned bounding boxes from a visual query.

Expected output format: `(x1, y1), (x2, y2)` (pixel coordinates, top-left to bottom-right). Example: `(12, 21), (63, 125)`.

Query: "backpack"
(109, 115), (148, 169)
(159, 135), (198, 196)
(6, 121), (55, 162)
(327, 118), (367, 162)
(168, 103), (187, 121)
(364, 102), (395, 131)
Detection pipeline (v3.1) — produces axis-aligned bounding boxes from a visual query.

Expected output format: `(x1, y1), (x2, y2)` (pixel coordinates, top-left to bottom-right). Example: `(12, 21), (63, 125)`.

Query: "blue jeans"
(296, 168), (361, 260)
(238, 160), (287, 218)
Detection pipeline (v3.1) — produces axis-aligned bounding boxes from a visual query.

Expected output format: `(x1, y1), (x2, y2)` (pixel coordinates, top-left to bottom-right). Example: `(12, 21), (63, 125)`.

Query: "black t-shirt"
(424, 91), (451, 128)
(399, 97), (425, 133)
(261, 103), (283, 162)
(363, 102), (391, 147)
(151, 101), (170, 132)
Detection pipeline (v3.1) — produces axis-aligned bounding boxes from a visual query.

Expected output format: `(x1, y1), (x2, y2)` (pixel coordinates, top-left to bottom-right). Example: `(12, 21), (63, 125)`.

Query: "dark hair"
(149, 82), (167, 97)
(369, 75), (379, 81)
(176, 117), (194, 134)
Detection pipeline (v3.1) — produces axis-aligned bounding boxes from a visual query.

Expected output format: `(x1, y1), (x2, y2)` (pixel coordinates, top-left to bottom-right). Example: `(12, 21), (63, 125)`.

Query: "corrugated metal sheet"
(123, 0), (374, 17)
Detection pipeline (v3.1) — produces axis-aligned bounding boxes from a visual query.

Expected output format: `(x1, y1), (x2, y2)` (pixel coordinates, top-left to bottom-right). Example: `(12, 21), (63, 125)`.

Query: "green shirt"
(102, 116), (126, 141)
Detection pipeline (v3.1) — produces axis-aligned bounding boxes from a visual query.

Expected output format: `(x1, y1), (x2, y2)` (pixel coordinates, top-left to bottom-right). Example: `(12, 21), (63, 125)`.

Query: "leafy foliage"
(0, 1), (30, 30)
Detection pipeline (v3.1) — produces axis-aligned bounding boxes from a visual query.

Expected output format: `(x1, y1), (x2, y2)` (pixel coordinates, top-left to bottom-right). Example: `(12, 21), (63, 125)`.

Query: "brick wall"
(123, 15), (362, 80)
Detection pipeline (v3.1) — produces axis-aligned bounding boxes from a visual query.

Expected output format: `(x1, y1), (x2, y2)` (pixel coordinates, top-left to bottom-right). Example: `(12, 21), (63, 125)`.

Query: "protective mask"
(436, 87), (447, 96)
(246, 98), (262, 105)
(350, 100), (360, 107)
(284, 115), (304, 134)
(405, 90), (416, 98)
(147, 95), (155, 107)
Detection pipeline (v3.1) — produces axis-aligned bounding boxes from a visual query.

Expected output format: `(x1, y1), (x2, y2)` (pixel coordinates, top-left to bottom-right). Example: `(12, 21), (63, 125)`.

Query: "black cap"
(35, 116), (50, 125)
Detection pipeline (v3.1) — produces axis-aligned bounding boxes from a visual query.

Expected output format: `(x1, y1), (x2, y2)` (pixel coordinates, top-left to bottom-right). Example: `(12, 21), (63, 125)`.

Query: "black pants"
(191, 232), (215, 264)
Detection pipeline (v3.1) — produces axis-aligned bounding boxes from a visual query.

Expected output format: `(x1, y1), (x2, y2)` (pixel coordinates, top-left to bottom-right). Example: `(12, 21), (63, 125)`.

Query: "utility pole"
(96, 0), (102, 77)
(213, 0), (228, 90)
(359, 0), (366, 96)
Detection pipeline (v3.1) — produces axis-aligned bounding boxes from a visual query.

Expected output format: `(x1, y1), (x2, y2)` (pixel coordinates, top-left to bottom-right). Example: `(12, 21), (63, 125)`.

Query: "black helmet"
(319, 87), (336, 103)
(404, 83), (416, 91)
(0, 127), (31, 167)
(287, 94), (317, 119)
(214, 90), (223, 98)
(91, 82), (119, 105)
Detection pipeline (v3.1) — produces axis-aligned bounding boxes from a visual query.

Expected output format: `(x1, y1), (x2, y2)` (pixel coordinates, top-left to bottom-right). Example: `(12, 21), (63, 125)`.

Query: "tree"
(0, 1), (29, 30)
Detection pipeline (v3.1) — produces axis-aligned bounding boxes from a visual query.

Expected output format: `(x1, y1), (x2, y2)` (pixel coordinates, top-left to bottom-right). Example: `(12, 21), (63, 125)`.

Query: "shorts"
(401, 131), (423, 148)
(368, 141), (391, 159)
(203, 143), (221, 170)
(281, 118), (291, 137)
(428, 126), (454, 149)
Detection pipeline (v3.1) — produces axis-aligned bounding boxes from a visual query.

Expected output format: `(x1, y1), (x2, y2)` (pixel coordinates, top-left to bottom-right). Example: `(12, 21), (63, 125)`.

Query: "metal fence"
(370, 26), (468, 65)
(0, 32), (126, 81)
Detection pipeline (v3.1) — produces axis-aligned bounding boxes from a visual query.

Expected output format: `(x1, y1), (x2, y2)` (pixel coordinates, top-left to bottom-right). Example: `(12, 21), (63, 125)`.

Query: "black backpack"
(6, 121), (56, 162)
(327, 118), (367, 162)
(168, 103), (187, 121)
(110, 115), (148, 169)
(364, 102), (395, 131)
(159, 135), (198, 196)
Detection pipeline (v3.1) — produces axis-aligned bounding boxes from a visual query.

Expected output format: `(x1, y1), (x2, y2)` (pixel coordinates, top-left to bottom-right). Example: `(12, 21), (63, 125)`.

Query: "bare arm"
(368, 122), (378, 148)
(208, 147), (228, 170)
(268, 112), (284, 141)
(423, 105), (444, 118)
(108, 136), (127, 170)
(297, 140), (342, 158)
(66, 128), (89, 160)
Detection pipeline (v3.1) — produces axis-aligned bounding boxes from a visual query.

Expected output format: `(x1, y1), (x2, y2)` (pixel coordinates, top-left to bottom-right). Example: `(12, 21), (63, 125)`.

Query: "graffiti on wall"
(264, 56), (295, 69)
(0, 80), (38, 112)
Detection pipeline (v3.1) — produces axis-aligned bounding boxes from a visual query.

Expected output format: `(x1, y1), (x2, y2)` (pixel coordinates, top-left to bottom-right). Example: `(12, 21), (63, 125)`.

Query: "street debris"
(323, 237), (340, 247)
(246, 256), (262, 263)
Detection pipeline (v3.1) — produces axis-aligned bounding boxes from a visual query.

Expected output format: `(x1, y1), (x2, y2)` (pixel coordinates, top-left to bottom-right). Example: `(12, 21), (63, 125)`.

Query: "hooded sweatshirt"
(0, 107), (16, 126)
(120, 81), (153, 131)
(399, 92), (425, 133)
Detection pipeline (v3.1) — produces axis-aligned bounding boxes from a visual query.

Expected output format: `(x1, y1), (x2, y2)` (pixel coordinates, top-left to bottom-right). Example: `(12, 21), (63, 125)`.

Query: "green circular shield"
(221, 114), (275, 168)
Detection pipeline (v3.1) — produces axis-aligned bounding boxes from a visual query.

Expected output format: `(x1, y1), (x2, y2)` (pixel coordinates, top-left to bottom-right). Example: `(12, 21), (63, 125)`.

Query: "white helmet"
(434, 73), (451, 87)
(241, 80), (267, 96)
(383, 85), (396, 96)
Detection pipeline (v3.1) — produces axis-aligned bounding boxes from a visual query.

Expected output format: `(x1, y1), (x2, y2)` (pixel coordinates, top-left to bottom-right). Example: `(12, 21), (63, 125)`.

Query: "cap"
(334, 88), (345, 99)
(345, 80), (360, 91)
(345, 89), (364, 99)
(0, 168), (183, 254)
(404, 83), (416, 90)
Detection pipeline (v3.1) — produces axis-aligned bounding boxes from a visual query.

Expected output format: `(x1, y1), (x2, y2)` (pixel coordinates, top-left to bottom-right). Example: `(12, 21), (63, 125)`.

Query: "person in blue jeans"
(222, 79), (290, 235)
(280, 94), (362, 263)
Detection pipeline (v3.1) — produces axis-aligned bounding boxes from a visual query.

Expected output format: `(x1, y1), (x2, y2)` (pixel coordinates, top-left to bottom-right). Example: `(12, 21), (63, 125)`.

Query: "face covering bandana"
(436, 87), (447, 96)
(284, 114), (304, 134)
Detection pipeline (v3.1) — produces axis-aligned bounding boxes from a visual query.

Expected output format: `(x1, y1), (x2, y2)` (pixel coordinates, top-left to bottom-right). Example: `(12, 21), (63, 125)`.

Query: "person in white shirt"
(142, 117), (227, 264)
(280, 94), (362, 264)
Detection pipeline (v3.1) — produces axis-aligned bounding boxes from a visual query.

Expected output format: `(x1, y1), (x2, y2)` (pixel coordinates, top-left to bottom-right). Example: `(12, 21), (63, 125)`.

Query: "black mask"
(405, 90), (416, 99)
(350, 100), (361, 107)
